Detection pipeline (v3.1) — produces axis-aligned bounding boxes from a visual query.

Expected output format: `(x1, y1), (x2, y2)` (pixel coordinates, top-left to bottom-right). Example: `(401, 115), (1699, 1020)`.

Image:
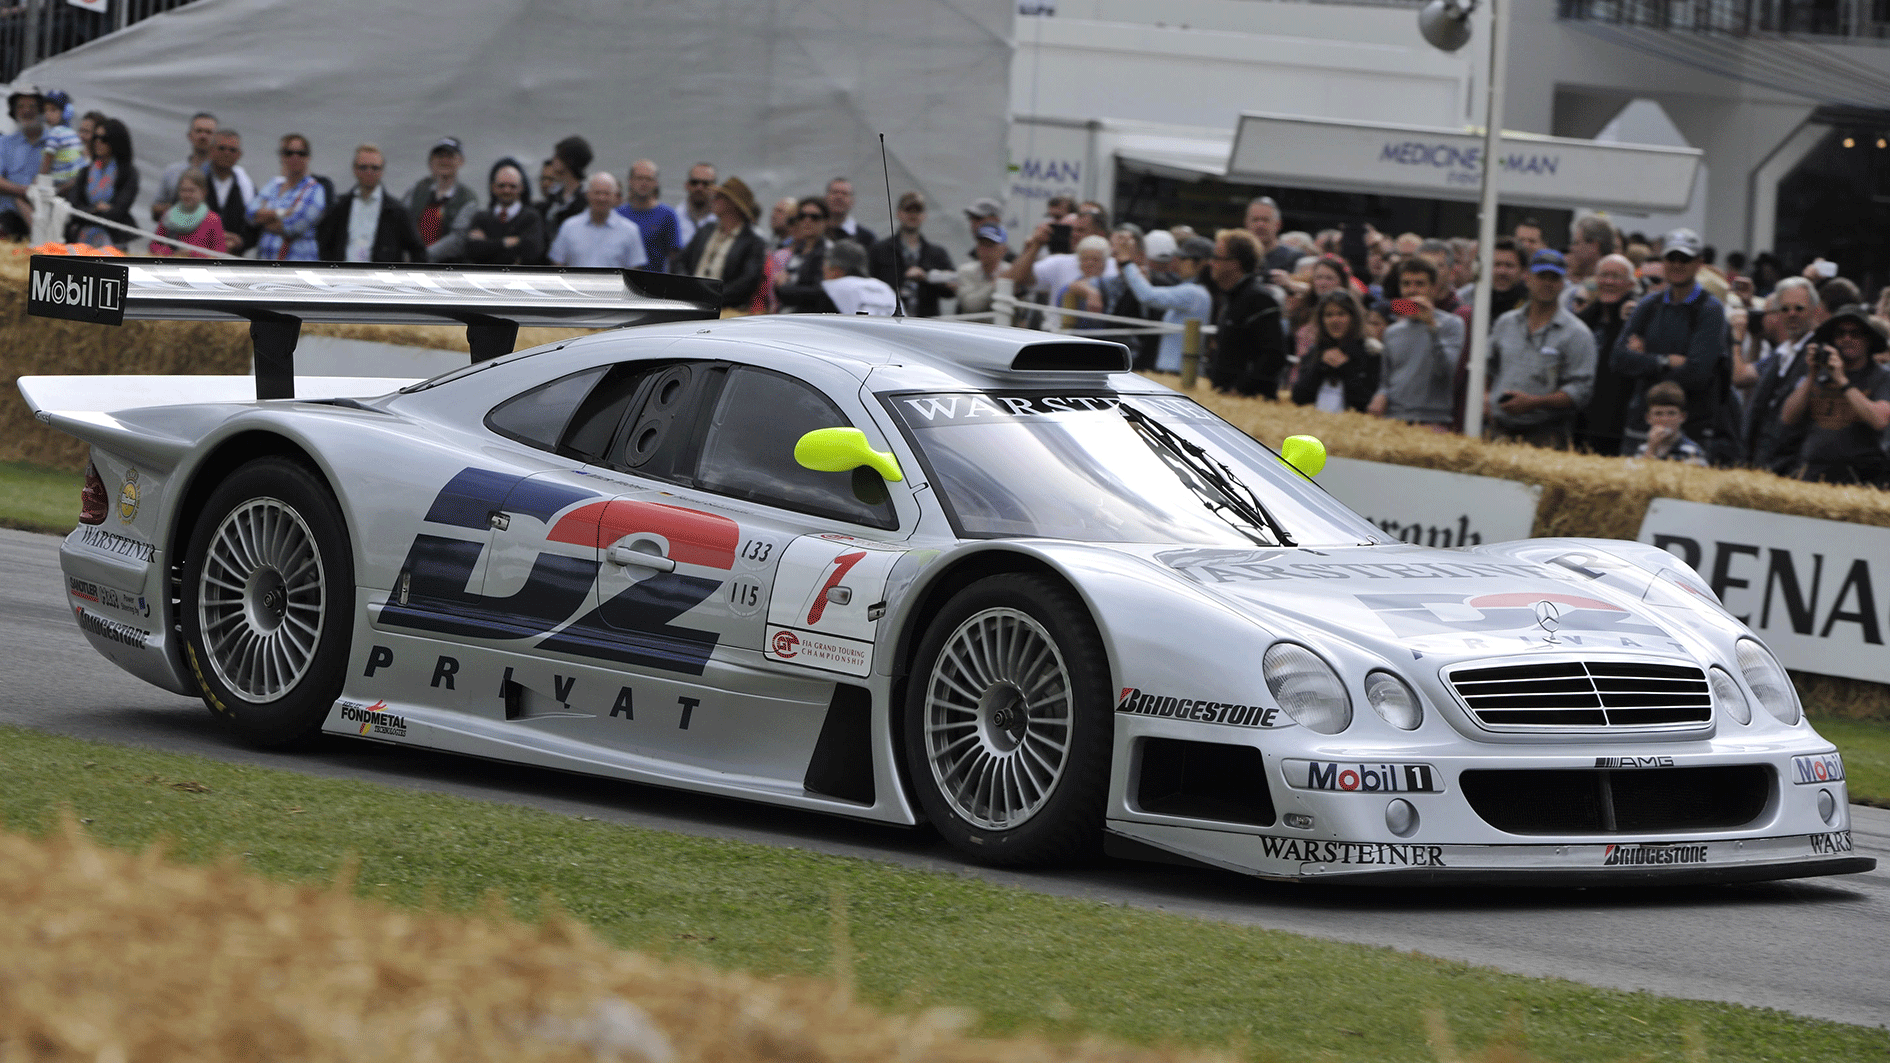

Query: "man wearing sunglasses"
(675, 162), (717, 250)
(1778, 305), (1890, 485)
(317, 144), (426, 264)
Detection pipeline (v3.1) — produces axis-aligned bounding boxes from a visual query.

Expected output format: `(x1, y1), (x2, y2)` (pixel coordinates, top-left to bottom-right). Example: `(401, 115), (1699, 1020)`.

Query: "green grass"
(1807, 716), (1890, 808)
(0, 726), (1882, 1063)
(0, 459), (80, 534)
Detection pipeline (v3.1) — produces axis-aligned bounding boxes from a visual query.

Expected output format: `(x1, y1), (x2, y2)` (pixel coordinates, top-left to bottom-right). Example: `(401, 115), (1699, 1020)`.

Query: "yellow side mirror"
(1280, 434), (1326, 478)
(794, 427), (904, 483)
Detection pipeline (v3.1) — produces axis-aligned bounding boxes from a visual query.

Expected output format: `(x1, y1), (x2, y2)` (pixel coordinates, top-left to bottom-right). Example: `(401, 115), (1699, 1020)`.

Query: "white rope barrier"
(26, 176), (242, 259)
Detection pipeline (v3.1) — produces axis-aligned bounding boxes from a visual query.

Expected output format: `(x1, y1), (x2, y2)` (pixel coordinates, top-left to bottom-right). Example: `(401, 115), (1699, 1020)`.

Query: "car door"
(572, 359), (914, 780)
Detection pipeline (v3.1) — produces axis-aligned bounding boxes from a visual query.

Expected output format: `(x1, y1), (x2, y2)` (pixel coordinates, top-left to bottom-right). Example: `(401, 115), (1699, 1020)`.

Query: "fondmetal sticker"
(338, 699), (407, 739)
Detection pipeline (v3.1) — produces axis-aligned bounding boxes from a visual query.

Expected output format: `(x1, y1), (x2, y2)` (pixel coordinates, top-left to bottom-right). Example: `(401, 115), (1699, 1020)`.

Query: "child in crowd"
(1634, 381), (1708, 466)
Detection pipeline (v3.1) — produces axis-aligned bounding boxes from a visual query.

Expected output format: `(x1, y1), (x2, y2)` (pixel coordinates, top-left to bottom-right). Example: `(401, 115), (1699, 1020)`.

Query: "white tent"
(20, 0), (1012, 250)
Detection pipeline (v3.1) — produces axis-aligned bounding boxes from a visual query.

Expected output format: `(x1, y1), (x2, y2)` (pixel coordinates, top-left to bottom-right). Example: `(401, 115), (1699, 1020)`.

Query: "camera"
(1813, 343), (1836, 387)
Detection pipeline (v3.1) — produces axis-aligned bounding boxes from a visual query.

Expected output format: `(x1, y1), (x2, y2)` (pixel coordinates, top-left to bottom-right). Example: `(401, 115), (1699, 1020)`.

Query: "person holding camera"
(1777, 306), (1890, 485)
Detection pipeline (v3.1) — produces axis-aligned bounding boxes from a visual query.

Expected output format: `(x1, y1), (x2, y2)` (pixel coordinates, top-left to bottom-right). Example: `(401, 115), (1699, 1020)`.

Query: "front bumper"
(1106, 725), (1874, 885)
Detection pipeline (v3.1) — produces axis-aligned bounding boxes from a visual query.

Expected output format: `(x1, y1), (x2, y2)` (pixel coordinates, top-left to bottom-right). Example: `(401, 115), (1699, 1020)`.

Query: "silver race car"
(21, 258), (1870, 885)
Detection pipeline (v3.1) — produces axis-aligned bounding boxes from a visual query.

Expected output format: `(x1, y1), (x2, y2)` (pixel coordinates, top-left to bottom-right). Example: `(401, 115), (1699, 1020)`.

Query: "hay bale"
(0, 816), (1236, 1063)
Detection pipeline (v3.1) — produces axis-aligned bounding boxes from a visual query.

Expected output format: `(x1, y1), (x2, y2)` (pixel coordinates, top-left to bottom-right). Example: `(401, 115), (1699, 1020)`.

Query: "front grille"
(1460, 766), (1772, 835)
(1449, 660), (1711, 730)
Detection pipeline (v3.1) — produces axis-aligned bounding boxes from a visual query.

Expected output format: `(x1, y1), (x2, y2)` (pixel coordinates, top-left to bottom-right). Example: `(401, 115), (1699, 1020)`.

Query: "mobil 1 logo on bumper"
(28, 255), (128, 325)
(1283, 759), (1441, 793)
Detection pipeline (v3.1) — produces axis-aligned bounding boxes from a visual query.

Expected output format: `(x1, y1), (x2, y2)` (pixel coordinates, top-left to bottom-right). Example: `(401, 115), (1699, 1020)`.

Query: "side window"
(485, 367), (607, 453)
(695, 367), (897, 529)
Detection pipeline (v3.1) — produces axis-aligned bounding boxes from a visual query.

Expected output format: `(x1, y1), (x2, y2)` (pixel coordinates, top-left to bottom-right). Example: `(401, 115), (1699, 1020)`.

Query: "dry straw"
(0, 813), (1255, 1063)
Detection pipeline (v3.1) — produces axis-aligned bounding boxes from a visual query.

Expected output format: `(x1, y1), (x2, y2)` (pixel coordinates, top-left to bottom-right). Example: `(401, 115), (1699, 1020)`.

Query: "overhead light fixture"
(1844, 136), (1856, 148)
(1417, 0), (1474, 52)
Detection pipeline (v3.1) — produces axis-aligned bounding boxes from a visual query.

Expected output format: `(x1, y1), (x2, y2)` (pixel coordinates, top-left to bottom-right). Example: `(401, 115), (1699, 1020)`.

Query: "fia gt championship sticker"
(765, 625), (872, 677)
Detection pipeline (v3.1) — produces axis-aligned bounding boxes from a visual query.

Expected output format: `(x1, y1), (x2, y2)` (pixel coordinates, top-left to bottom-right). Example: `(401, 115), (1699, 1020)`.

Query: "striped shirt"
(248, 175), (326, 260)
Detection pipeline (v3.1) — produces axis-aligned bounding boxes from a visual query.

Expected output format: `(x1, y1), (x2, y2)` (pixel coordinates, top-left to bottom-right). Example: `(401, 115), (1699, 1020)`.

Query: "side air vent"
(1010, 341), (1131, 373)
(1135, 738), (1275, 826)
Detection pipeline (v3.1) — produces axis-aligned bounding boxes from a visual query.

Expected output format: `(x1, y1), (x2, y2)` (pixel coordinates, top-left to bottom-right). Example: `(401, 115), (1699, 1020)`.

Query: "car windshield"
(883, 389), (1391, 546)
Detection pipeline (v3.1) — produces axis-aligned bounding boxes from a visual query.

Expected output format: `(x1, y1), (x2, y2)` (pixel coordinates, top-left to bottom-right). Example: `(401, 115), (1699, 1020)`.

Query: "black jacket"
(1291, 336), (1379, 412)
(1210, 272), (1285, 397)
(675, 223), (766, 309)
(773, 240), (836, 313)
(62, 163), (139, 246)
(206, 169), (254, 252)
(464, 205), (545, 266)
(868, 233), (955, 317)
(316, 189), (428, 263)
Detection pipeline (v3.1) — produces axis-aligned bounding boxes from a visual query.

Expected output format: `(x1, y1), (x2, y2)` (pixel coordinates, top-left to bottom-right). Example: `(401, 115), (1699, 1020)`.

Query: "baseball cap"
(1529, 248), (1567, 277)
(975, 223), (1007, 244)
(1144, 230), (1178, 261)
(1661, 227), (1702, 260)
(430, 136), (464, 156)
(1177, 236), (1216, 261)
(964, 196), (1003, 219)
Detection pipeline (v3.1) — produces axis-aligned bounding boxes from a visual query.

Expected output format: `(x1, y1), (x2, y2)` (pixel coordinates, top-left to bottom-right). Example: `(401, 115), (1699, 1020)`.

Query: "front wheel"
(903, 573), (1112, 865)
(180, 457), (354, 747)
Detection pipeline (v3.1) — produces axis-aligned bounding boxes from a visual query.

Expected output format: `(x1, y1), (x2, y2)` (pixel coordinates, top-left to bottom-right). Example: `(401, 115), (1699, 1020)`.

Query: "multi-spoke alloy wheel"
(198, 498), (325, 702)
(923, 607), (1072, 830)
(905, 573), (1111, 866)
(182, 458), (353, 748)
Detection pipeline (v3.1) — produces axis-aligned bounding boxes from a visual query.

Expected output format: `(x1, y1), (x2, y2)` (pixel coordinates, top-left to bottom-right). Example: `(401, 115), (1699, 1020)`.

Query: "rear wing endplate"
(24, 256), (720, 400)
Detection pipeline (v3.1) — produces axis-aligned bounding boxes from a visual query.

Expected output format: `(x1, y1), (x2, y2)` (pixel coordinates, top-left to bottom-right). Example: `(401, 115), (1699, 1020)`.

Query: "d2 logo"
(382, 469), (739, 675)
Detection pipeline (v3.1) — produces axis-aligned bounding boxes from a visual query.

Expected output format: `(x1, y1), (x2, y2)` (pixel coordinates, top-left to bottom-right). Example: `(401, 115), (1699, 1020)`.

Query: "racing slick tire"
(904, 572), (1112, 866)
(180, 457), (354, 748)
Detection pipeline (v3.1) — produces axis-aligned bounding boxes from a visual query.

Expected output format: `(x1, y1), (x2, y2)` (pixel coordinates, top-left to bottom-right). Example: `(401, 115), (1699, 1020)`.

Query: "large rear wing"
(25, 256), (720, 399)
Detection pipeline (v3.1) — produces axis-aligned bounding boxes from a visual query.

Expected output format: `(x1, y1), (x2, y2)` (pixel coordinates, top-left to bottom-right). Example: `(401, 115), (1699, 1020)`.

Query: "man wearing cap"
(549, 172), (648, 270)
(1611, 228), (1729, 458)
(955, 223), (1010, 317)
(676, 175), (766, 313)
(1778, 306), (1890, 485)
(963, 197), (1005, 256)
(869, 191), (955, 317)
(1115, 234), (1214, 375)
(0, 87), (50, 236)
(404, 137), (481, 262)
(1483, 249), (1597, 449)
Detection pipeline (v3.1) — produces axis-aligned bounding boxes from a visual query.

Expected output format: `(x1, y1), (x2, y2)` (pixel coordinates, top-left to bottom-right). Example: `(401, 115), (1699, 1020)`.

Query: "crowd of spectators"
(1, 91), (1885, 488)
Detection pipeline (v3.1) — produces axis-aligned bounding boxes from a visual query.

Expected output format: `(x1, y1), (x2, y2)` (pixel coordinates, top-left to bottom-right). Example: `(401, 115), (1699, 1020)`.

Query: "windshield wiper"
(1118, 404), (1296, 547)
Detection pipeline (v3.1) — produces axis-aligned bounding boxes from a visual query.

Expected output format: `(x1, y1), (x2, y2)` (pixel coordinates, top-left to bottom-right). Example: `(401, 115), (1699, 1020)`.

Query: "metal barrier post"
(27, 175), (64, 244)
(992, 276), (1014, 327)
(1180, 318), (1201, 390)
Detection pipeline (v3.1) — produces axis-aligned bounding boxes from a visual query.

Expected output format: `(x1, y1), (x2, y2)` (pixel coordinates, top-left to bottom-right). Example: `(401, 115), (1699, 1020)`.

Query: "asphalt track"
(3, 526), (1885, 1029)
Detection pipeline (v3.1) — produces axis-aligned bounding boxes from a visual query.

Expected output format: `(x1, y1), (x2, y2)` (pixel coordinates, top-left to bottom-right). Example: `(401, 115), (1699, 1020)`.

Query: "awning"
(1220, 112), (1702, 213)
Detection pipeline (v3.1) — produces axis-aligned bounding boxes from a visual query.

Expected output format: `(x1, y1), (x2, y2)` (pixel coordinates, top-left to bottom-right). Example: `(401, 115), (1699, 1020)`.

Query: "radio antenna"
(878, 133), (907, 318)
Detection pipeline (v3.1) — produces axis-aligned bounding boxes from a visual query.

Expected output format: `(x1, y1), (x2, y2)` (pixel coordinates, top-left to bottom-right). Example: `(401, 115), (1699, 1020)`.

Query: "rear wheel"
(180, 457), (353, 747)
(903, 573), (1112, 865)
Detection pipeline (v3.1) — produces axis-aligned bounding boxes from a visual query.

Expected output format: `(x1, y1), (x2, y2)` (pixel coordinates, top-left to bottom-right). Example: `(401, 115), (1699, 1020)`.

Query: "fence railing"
(0, 0), (202, 84)
(1559, 0), (1890, 43)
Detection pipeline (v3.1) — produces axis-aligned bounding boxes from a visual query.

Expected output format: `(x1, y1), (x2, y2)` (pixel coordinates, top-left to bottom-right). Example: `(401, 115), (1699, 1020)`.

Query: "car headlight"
(1707, 666), (1751, 726)
(1263, 643), (1352, 734)
(1364, 671), (1422, 730)
(1735, 638), (1800, 725)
